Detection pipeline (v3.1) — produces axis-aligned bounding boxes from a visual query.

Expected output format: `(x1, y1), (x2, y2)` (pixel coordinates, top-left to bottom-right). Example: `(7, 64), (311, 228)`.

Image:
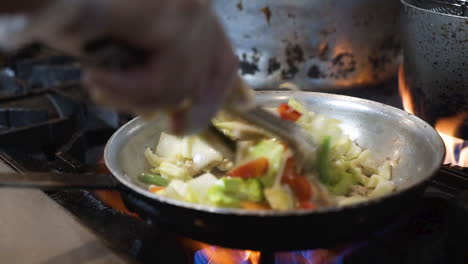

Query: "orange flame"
(93, 157), (140, 218)
(398, 65), (468, 166)
(398, 65), (415, 114)
(199, 248), (260, 264)
(434, 113), (468, 166)
(93, 190), (140, 218)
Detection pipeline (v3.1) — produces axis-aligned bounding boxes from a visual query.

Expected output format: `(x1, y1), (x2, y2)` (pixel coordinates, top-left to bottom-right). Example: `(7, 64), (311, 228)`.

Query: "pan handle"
(0, 171), (118, 190)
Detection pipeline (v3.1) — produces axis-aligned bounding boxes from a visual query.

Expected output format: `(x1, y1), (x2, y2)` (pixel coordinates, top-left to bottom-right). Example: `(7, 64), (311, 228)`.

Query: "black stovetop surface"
(0, 44), (467, 264)
(47, 182), (468, 264)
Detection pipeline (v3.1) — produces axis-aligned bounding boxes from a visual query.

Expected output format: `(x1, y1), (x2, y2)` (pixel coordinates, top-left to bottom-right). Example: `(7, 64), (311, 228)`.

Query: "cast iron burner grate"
(432, 165), (468, 194)
(0, 90), (123, 173)
(0, 43), (129, 173)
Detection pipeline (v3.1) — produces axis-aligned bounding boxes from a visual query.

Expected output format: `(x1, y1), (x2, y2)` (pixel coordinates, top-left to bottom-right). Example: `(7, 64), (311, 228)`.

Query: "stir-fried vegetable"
(149, 186), (165, 193)
(247, 139), (285, 187)
(264, 184), (296, 210)
(277, 103), (302, 121)
(138, 172), (169, 186)
(317, 136), (333, 184)
(228, 157), (269, 179)
(138, 99), (396, 211)
(298, 200), (317, 210)
(281, 158), (313, 201)
(207, 177), (264, 207)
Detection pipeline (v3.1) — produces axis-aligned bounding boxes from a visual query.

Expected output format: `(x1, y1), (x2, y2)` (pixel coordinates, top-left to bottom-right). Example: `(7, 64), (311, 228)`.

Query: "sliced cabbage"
(352, 150), (378, 176)
(190, 137), (223, 172)
(264, 185), (295, 210)
(154, 132), (223, 174)
(331, 137), (352, 159)
(377, 160), (392, 180)
(160, 180), (195, 202)
(288, 98), (308, 114)
(344, 142), (362, 160)
(181, 136), (194, 159)
(350, 166), (370, 186)
(307, 114), (342, 144)
(186, 173), (218, 203)
(159, 161), (190, 180)
(217, 159), (234, 172)
(144, 147), (163, 167)
(366, 174), (384, 188)
(155, 133), (183, 159)
(368, 179), (395, 198)
(338, 196), (367, 206)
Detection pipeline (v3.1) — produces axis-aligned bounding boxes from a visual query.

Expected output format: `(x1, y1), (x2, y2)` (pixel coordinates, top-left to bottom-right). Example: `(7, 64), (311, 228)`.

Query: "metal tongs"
(216, 77), (334, 207)
(221, 76), (317, 172)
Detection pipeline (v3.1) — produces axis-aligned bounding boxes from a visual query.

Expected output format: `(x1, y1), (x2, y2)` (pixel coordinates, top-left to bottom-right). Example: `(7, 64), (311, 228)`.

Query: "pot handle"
(0, 171), (118, 190)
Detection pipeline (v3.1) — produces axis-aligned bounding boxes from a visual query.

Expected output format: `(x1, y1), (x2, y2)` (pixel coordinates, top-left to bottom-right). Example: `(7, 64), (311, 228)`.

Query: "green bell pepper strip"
(138, 173), (169, 186)
(318, 136), (357, 195)
(318, 136), (334, 184)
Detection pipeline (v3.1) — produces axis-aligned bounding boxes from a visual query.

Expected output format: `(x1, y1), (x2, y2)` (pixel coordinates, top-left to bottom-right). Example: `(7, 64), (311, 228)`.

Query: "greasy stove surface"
(0, 45), (467, 264)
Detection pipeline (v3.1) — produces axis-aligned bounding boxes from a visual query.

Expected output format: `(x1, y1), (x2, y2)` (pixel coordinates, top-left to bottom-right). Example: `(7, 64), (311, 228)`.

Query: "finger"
(171, 90), (218, 136)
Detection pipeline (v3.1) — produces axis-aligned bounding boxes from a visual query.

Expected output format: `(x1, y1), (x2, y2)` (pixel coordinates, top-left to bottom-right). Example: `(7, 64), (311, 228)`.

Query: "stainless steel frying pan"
(106, 91), (444, 249)
(106, 91), (443, 212)
(0, 91), (445, 250)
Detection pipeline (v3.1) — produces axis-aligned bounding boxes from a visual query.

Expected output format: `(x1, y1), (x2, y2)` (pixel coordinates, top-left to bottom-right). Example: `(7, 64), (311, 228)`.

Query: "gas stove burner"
(185, 187), (465, 264)
(193, 242), (367, 264)
(432, 165), (468, 194)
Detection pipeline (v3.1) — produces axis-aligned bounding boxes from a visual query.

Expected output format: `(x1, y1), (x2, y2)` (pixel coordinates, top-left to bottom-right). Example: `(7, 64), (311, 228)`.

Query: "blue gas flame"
(194, 242), (368, 264)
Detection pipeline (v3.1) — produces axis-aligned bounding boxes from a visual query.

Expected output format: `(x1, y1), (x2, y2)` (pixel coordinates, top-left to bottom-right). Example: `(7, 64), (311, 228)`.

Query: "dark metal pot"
(400, 0), (468, 139)
(213, 0), (402, 91)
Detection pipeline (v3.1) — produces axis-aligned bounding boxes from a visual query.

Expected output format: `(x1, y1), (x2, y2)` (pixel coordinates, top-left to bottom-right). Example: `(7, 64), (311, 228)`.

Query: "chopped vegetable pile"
(138, 99), (395, 211)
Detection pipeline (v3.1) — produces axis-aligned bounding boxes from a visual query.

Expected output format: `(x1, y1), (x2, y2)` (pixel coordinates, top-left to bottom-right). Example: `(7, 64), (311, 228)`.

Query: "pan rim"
(104, 91), (445, 217)
(401, 0), (468, 20)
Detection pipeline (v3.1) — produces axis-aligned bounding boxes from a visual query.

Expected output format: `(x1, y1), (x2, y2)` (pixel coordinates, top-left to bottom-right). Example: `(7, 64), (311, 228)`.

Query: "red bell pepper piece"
(298, 200), (317, 210)
(277, 103), (302, 122)
(228, 157), (269, 178)
(289, 175), (313, 201)
(282, 158), (314, 201)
